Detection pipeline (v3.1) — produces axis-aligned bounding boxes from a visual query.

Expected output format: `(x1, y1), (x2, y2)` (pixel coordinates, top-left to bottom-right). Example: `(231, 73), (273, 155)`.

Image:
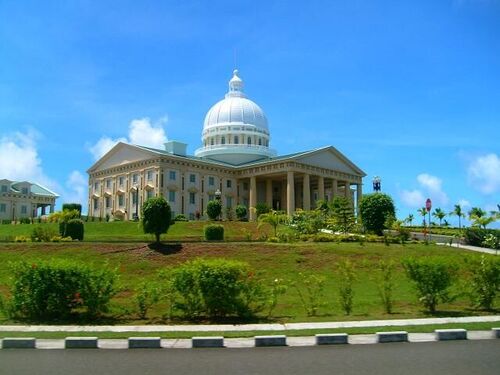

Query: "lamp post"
(132, 185), (139, 221)
(215, 188), (222, 220)
(373, 176), (381, 192)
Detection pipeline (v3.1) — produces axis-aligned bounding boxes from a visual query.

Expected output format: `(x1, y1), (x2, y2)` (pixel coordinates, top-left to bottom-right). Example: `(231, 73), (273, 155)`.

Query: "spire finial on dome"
(227, 68), (245, 97)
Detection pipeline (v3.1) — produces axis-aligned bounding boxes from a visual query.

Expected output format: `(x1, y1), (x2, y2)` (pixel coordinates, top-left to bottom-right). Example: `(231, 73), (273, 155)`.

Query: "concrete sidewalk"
(1, 315), (499, 333)
(437, 242), (499, 255)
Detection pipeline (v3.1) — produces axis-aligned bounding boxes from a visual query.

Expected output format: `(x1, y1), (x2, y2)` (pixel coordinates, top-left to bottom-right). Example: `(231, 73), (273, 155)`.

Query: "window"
(189, 192), (196, 205)
(221, 136), (225, 145)
(119, 176), (124, 186)
(208, 176), (215, 186)
(247, 137), (251, 145)
(189, 174), (196, 183)
(243, 182), (248, 191)
(94, 182), (99, 191)
(147, 170), (153, 181)
(22, 187), (29, 195)
(106, 179), (111, 189)
(210, 138), (214, 146)
(258, 138), (262, 146)
(208, 194), (215, 201)
(226, 180), (232, 188)
(118, 195), (124, 206)
(147, 190), (154, 199)
(93, 199), (99, 210)
(226, 197), (232, 208)
(169, 171), (176, 180)
(1, 185), (7, 193)
(105, 196), (111, 208)
(234, 136), (239, 144)
(0, 203), (6, 212)
(168, 190), (176, 203)
(132, 174), (138, 184)
(132, 193), (137, 205)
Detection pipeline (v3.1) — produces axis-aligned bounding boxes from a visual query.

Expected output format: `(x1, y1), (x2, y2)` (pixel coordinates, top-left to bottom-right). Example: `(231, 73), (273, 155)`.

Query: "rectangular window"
(132, 193), (137, 205)
(1, 185), (7, 193)
(189, 174), (196, 183)
(132, 174), (138, 184)
(105, 196), (111, 208)
(226, 197), (232, 208)
(93, 199), (99, 210)
(106, 179), (111, 189)
(147, 190), (154, 199)
(243, 182), (248, 191)
(226, 180), (232, 188)
(94, 182), (99, 191)
(208, 176), (215, 186)
(22, 187), (29, 195)
(168, 190), (176, 203)
(0, 203), (6, 212)
(169, 171), (176, 180)
(189, 192), (196, 205)
(119, 176), (124, 186)
(118, 195), (124, 206)
(21, 205), (27, 214)
(208, 194), (215, 201)
(147, 170), (153, 181)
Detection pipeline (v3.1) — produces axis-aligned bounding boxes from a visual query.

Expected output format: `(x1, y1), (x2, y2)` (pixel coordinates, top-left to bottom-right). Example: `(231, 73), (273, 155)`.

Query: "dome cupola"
(195, 70), (276, 164)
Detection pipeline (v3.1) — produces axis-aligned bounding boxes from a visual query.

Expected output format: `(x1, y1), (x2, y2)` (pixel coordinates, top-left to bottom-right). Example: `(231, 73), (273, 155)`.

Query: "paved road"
(1, 340), (499, 375)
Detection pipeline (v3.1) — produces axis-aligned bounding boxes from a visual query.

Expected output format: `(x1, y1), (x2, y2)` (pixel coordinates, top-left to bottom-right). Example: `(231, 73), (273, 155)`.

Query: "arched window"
(258, 138), (262, 146)
(221, 136), (225, 145)
(247, 137), (252, 145)
(234, 136), (239, 144)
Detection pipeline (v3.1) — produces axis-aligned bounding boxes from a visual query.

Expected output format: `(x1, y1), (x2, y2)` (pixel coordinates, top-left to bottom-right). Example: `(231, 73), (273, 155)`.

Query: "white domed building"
(87, 70), (365, 221)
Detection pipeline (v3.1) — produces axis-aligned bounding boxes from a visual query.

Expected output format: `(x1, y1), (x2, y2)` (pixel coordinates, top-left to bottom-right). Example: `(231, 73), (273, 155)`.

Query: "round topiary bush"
(206, 200), (222, 220)
(204, 224), (224, 241)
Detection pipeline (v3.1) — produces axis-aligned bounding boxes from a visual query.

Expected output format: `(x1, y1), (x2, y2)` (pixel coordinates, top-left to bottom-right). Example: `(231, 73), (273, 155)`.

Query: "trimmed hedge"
(204, 224), (224, 241)
(66, 219), (84, 241)
(62, 203), (82, 216)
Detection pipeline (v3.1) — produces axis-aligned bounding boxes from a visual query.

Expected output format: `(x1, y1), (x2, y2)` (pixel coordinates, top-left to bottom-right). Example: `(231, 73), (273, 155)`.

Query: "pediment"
(294, 147), (366, 176)
(87, 142), (158, 173)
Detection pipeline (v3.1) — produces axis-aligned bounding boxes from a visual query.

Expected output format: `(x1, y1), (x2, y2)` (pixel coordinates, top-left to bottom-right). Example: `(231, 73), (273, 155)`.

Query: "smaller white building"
(0, 179), (58, 221)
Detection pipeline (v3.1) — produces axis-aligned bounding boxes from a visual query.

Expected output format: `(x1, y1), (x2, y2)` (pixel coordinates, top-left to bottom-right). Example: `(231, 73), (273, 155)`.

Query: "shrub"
(338, 259), (356, 315)
(467, 256), (500, 310)
(266, 278), (288, 318)
(291, 210), (327, 235)
(170, 258), (265, 318)
(463, 228), (500, 248)
(142, 197), (172, 244)
(31, 226), (58, 242)
(328, 197), (355, 234)
(204, 224), (224, 241)
(402, 257), (457, 313)
(174, 214), (188, 222)
(1, 219), (12, 224)
(206, 200), (222, 220)
(293, 272), (326, 316)
(4, 260), (118, 320)
(62, 203), (82, 216)
(19, 217), (31, 224)
(135, 281), (161, 319)
(376, 260), (396, 314)
(255, 203), (270, 218)
(65, 219), (84, 241)
(235, 205), (247, 221)
(359, 193), (396, 235)
(14, 236), (29, 242)
(225, 207), (234, 221)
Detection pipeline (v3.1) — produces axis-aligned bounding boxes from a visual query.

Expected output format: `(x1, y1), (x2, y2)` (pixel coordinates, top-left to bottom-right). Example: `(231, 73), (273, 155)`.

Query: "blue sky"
(0, 0), (499, 226)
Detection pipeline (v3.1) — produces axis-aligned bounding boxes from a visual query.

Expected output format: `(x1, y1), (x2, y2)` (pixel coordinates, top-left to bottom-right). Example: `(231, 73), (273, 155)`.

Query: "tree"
(406, 214), (414, 226)
(472, 215), (496, 229)
(206, 200), (222, 220)
(142, 197), (172, 244)
(451, 204), (464, 230)
(258, 210), (288, 237)
(417, 207), (427, 226)
(359, 193), (396, 235)
(468, 207), (486, 220)
(432, 208), (446, 226)
(328, 197), (355, 234)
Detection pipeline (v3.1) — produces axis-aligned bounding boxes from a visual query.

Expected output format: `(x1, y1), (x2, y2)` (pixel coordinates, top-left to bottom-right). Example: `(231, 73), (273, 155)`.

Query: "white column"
(303, 174), (310, 211)
(318, 176), (325, 201)
(249, 176), (257, 221)
(287, 171), (295, 216)
(356, 183), (362, 217)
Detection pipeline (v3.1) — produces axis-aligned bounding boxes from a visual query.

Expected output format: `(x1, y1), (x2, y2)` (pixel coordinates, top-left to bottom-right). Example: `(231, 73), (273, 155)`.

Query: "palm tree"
(406, 214), (414, 226)
(451, 204), (464, 229)
(258, 210), (288, 237)
(468, 207), (486, 221)
(432, 208), (446, 226)
(472, 215), (496, 229)
(417, 207), (427, 226)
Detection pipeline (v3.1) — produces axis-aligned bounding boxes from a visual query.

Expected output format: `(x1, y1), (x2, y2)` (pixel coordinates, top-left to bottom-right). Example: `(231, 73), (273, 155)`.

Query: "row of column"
(248, 172), (362, 220)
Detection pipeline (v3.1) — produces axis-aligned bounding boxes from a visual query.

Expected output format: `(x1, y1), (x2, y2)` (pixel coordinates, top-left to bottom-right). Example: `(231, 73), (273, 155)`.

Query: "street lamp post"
(133, 185), (139, 221)
(215, 188), (222, 221)
(373, 176), (381, 192)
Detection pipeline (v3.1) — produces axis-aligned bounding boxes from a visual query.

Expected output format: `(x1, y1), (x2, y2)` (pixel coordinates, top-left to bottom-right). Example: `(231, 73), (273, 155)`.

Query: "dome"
(195, 70), (275, 164)
(203, 70), (269, 132)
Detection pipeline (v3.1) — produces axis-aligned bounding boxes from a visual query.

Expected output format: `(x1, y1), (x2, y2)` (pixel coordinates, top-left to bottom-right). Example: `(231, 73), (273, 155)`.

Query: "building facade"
(87, 70), (365, 221)
(0, 179), (58, 221)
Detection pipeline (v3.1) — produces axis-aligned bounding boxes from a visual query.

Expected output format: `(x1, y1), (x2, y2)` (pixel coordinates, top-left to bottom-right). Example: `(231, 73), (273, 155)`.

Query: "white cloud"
(400, 189), (425, 208)
(89, 116), (168, 160)
(399, 173), (449, 208)
(458, 199), (471, 209)
(467, 153), (500, 195)
(64, 170), (88, 209)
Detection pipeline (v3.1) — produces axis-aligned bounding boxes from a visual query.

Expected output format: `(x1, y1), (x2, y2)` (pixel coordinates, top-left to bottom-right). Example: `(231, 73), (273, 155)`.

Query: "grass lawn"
(0, 221), (271, 242)
(0, 240), (498, 325)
